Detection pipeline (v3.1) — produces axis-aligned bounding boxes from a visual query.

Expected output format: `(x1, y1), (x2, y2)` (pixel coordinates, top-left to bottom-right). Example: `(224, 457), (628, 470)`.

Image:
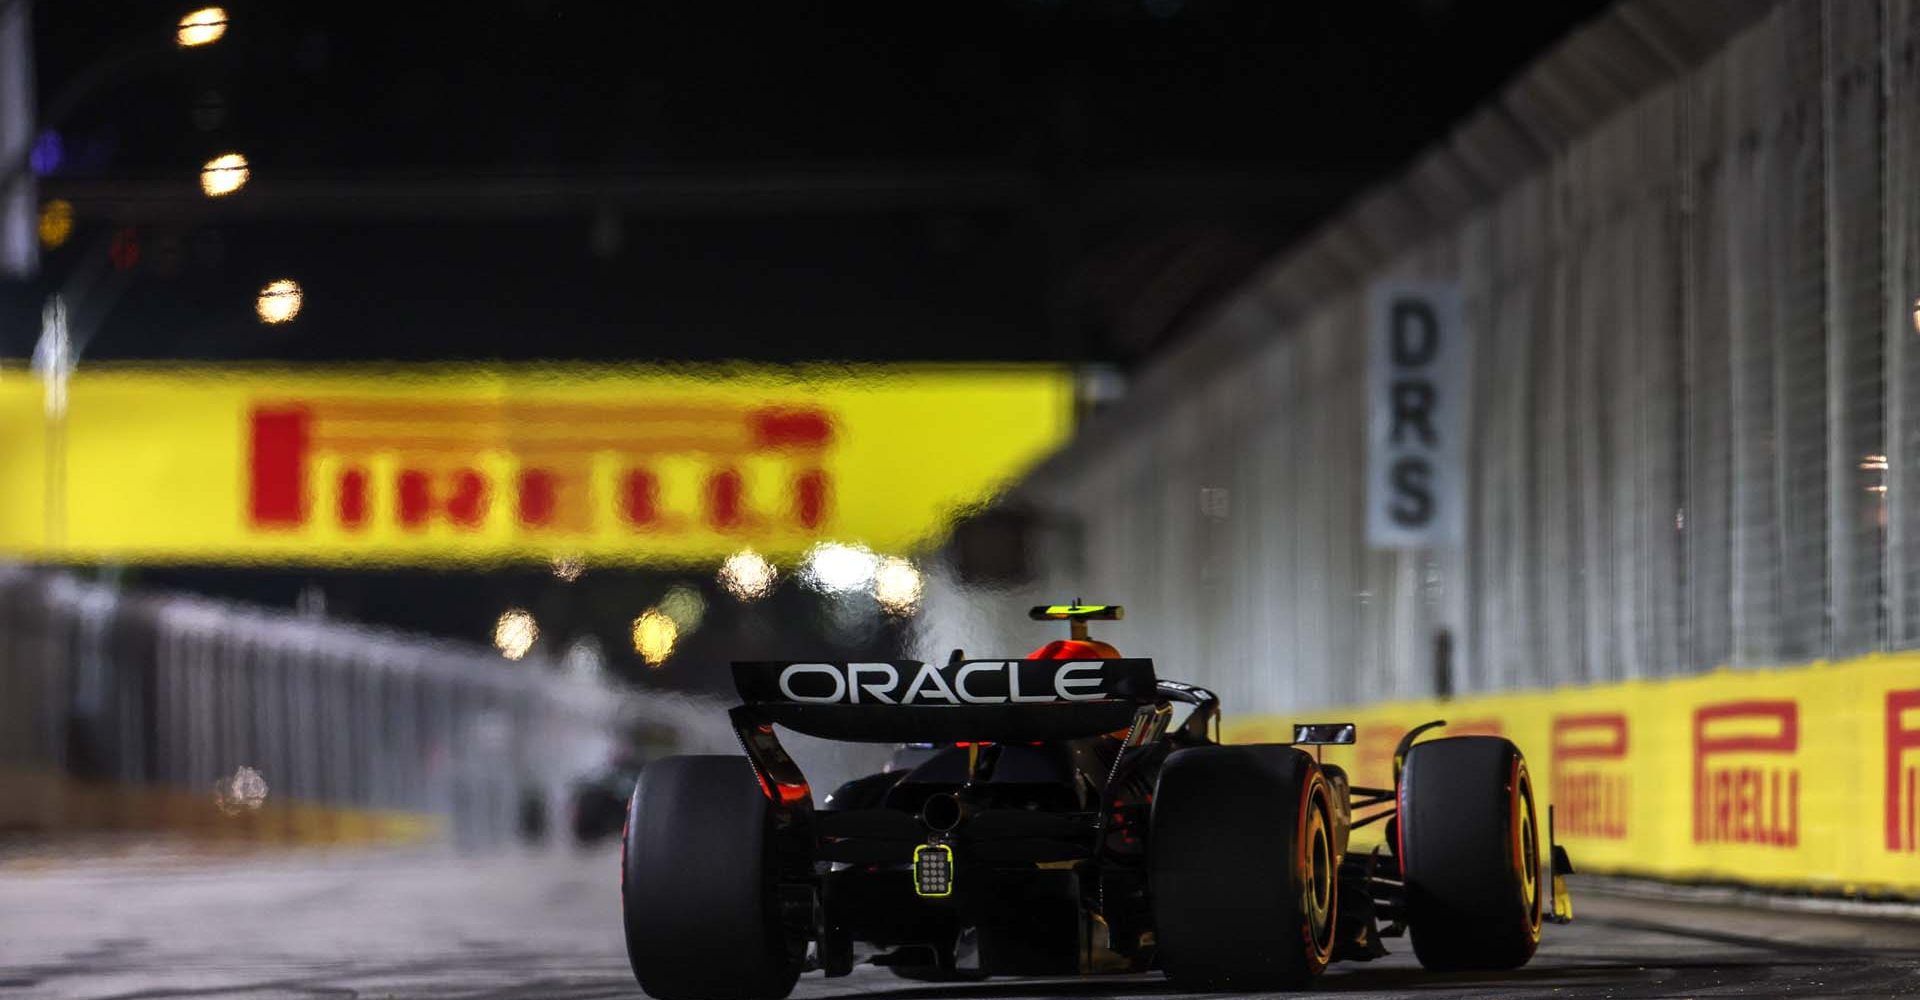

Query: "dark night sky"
(10, 0), (1611, 682)
(14, 0), (1612, 367)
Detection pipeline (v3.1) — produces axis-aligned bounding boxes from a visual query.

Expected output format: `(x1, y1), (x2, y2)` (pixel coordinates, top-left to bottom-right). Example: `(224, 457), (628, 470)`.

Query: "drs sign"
(1367, 282), (1467, 549)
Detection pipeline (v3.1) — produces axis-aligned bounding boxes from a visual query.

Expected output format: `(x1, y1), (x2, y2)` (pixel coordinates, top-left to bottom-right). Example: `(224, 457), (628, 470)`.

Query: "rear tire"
(1150, 745), (1337, 990)
(1398, 736), (1542, 971)
(622, 755), (801, 1000)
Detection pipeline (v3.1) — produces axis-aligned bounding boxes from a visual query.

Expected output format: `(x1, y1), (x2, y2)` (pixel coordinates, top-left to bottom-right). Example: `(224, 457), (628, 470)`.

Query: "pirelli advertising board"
(1229, 653), (1920, 897)
(0, 364), (1074, 565)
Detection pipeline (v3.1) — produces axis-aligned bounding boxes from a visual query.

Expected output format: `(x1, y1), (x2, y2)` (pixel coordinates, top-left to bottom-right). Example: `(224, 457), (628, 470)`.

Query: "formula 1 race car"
(619, 604), (1573, 998)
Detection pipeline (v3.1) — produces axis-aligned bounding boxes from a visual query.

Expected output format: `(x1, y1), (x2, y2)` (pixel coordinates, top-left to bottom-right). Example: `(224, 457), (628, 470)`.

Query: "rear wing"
(730, 658), (1157, 743)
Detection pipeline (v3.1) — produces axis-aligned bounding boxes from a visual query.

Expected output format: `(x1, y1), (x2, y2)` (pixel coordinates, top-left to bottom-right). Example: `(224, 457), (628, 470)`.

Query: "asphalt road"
(3, 844), (1918, 999)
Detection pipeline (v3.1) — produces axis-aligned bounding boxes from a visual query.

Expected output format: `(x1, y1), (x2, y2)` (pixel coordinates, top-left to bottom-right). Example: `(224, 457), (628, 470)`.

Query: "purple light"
(29, 131), (62, 176)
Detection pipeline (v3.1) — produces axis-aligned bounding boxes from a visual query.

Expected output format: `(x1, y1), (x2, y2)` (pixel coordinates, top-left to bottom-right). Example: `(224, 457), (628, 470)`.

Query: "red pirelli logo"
(247, 400), (834, 535)
(1888, 689), (1920, 853)
(1692, 700), (1799, 848)
(1551, 713), (1629, 840)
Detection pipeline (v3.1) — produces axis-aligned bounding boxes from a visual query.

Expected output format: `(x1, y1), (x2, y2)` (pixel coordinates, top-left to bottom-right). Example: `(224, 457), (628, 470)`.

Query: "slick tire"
(1399, 736), (1543, 971)
(622, 755), (800, 1000)
(1150, 745), (1337, 990)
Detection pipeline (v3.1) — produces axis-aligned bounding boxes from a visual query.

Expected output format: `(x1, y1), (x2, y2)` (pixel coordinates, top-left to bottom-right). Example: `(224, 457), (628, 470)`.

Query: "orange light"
(200, 152), (249, 197)
(550, 552), (585, 581)
(632, 608), (678, 666)
(255, 279), (302, 324)
(493, 608), (537, 660)
(37, 199), (72, 249)
(176, 7), (229, 47)
(872, 556), (923, 616)
(719, 549), (777, 600)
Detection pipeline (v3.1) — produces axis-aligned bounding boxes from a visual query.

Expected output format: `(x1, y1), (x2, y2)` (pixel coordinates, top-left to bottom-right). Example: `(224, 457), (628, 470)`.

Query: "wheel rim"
(1518, 799), (1537, 900)
(1512, 763), (1542, 935)
(1301, 786), (1335, 959)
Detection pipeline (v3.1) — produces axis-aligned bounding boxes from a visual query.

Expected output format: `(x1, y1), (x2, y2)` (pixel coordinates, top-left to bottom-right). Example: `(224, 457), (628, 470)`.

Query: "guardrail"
(0, 566), (732, 846)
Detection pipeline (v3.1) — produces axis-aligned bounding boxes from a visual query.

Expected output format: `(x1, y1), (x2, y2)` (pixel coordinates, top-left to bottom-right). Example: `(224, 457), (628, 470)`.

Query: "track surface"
(2, 845), (1917, 999)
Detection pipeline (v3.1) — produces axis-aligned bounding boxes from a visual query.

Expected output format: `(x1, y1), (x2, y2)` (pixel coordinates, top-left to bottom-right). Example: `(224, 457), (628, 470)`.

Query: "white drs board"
(1366, 281), (1467, 549)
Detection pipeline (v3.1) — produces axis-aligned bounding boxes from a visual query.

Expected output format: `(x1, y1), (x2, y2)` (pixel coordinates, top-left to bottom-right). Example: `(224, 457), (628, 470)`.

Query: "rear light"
(913, 843), (954, 897)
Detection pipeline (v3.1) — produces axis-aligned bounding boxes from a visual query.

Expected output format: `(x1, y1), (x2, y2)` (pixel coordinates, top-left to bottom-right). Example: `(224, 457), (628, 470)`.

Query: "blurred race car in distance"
(619, 603), (1573, 998)
(569, 758), (643, 845)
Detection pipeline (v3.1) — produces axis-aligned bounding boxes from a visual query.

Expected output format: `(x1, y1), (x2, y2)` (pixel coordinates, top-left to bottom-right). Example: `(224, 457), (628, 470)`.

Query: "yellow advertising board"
(1228, 653), (1920, 897)
(0, 364), (1074, 565)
